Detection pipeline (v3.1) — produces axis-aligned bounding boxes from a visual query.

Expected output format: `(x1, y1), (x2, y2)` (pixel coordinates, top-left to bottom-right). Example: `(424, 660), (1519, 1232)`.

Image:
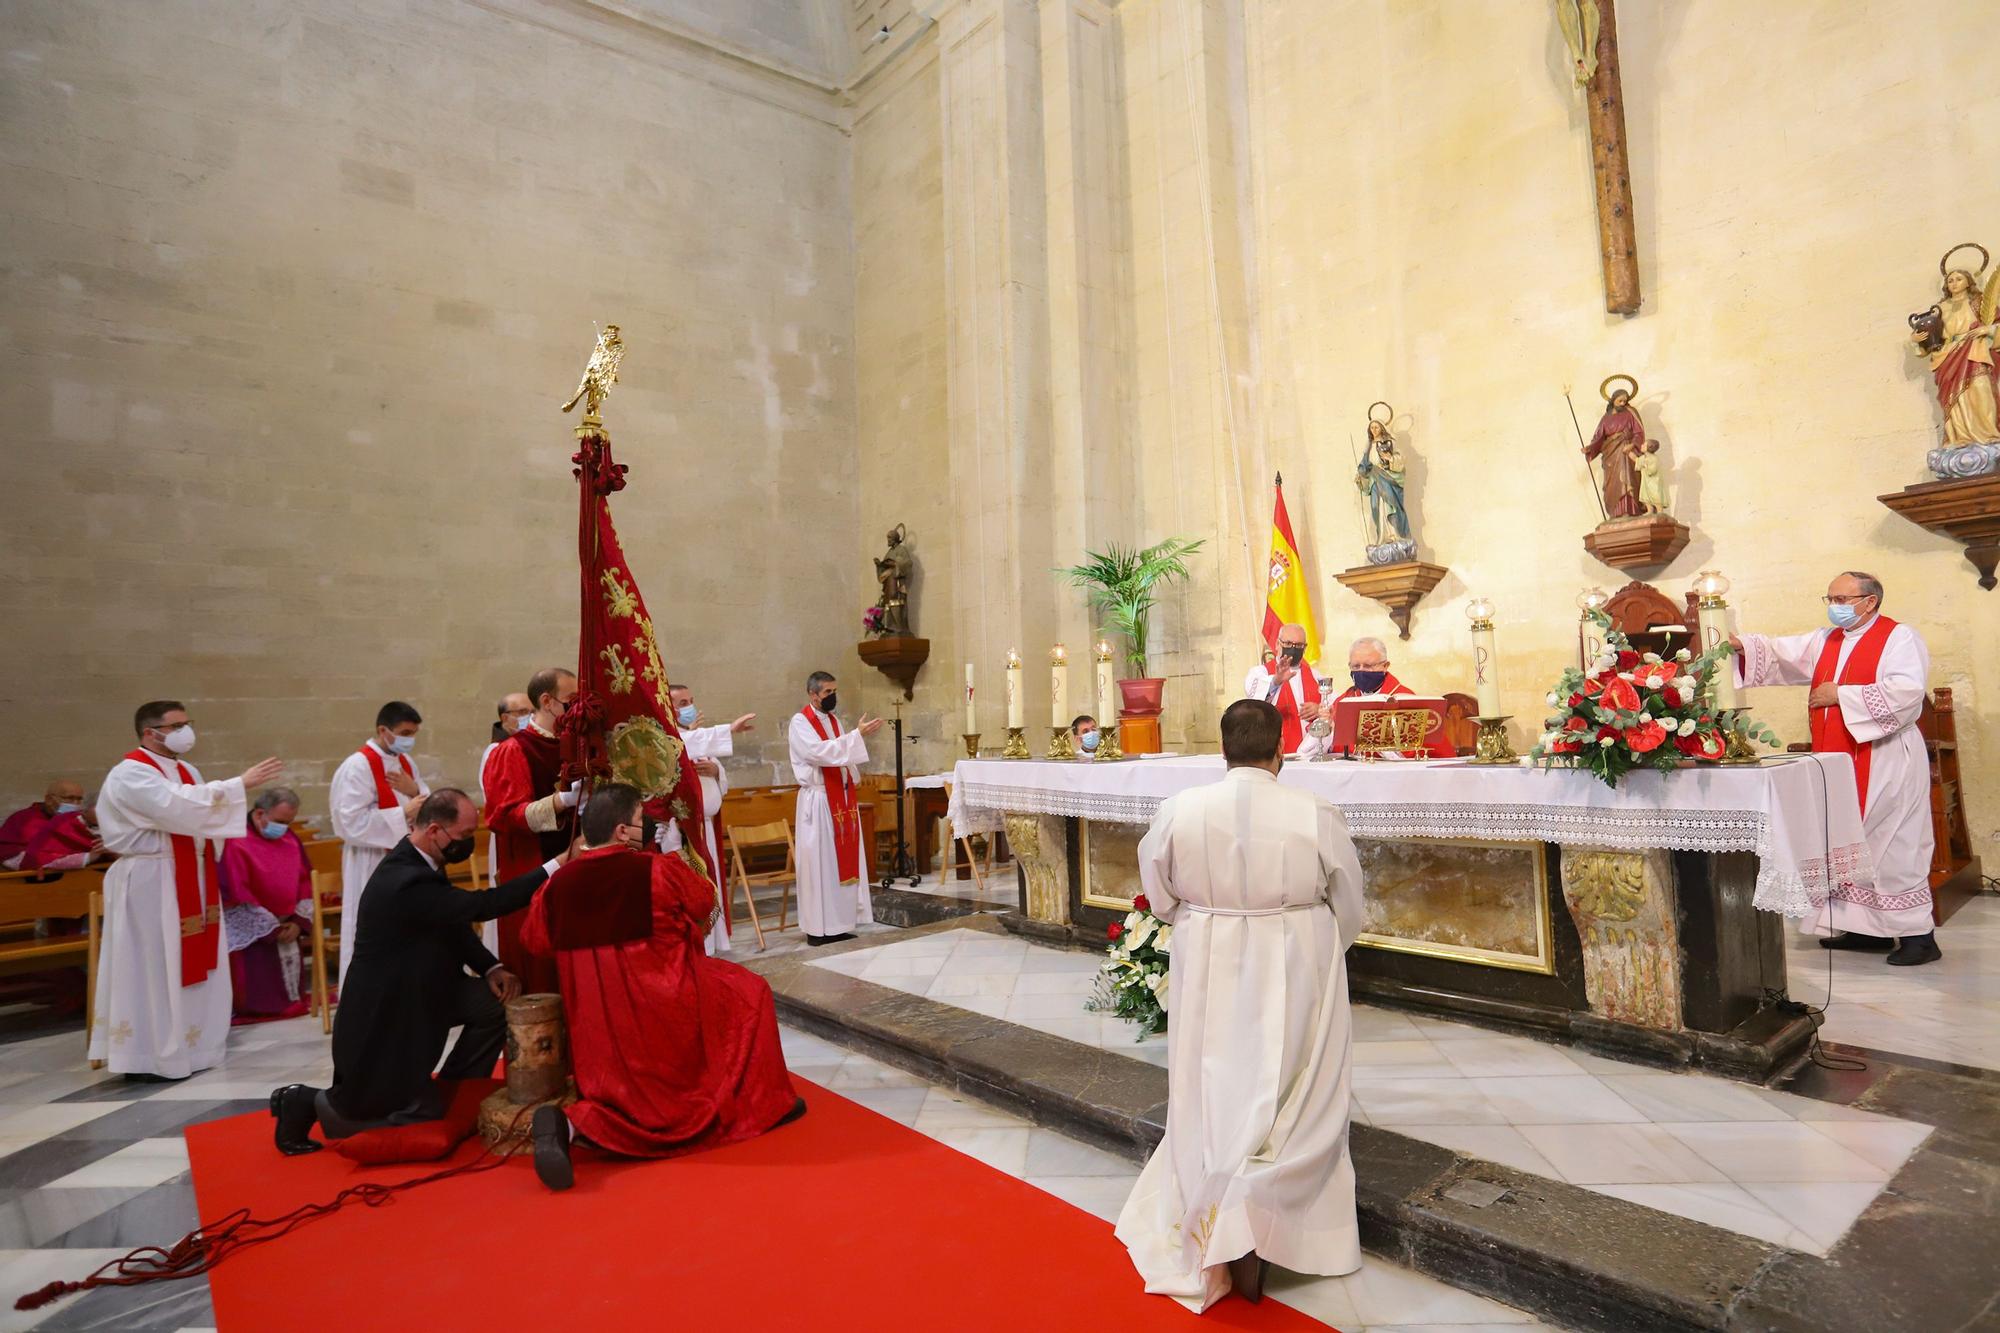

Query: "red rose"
(1548, 740), (1582, 754)
(1132, 894), (1151, 913)
(1595, 725), (1620, 743)
(1600, 678), (1642, 713)
(1624, 720), (1668, 753)
(1107, 922), (1124, 941)
(1616, 650), (1641, 670)
(1563, 716), (1589, 732)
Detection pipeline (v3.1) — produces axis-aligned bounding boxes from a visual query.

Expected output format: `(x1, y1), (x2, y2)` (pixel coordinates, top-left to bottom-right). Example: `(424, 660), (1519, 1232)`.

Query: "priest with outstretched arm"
(665, 681), (756, 955)
(787, 671), (883, 946)
(519, 783), (803, 1190)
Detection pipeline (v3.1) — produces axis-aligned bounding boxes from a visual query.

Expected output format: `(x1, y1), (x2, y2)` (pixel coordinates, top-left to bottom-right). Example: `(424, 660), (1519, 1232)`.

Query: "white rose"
(1545, 692), (1560, 706)
(1678, 718), (1697, 737)
(1676, 648), (1692, 663)
(1645, 674), (1664, 689)
(1637, 712), (1651, 725)
(1600, 736), (1616, 747)
(1642, 652), (1662, 664)
(1617, 671), (1635, 682)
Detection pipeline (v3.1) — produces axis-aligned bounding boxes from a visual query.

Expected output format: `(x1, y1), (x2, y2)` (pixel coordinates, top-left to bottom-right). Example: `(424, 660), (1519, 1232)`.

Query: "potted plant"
(1060, 538), (1205, 717)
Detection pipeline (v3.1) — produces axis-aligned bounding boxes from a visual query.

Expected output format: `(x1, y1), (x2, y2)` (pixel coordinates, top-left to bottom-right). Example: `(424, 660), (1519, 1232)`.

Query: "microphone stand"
(882, 700), (921, 889)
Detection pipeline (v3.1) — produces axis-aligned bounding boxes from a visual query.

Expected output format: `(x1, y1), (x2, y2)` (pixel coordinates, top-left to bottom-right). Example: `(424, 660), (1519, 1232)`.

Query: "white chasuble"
(1737, 617), (1934, 937)
(89, 756), (246, 1079)
(327, 739), (428, 983)
(1115, 766), (1367, 1311)
(787, 711), (873, 938)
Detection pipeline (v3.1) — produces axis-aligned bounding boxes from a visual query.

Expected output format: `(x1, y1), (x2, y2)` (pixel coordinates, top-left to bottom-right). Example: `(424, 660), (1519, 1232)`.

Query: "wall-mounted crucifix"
(1557, 0), (1640, 314)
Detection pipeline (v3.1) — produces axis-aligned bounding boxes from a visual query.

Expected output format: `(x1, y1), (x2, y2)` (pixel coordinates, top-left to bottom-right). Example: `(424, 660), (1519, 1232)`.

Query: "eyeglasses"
(1822, 595), (1874, 605)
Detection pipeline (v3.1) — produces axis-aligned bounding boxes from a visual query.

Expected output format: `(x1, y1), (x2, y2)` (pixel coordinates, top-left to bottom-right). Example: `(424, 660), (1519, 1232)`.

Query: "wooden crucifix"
(1557, 0), (1640, 314)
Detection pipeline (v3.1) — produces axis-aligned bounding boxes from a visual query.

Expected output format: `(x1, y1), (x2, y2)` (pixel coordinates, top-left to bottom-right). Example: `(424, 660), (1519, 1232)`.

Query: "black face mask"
(640, 813), (659, 849)
(1350, 669), (1388, 694)
(439, 835), (475, 865)
(1279, 645), (1305, 665)
(818, 692), (838, 714)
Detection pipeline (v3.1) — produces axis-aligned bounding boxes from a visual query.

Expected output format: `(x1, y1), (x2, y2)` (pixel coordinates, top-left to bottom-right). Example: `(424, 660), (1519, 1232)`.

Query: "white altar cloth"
(948, 753), (1875, 920)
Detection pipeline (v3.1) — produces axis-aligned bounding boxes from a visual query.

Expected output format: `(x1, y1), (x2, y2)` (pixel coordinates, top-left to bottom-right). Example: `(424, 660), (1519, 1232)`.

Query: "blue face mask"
(260, 820), (290, 840)
(54, 803), (82, 815)
(386, 733), (417, 755)
(676, 704), (699, 728)
(1080, 730), (1101, 752)
(1826, 602), (1861, 629)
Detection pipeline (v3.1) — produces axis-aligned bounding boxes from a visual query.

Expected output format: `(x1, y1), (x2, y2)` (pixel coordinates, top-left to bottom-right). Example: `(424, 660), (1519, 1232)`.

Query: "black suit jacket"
(329, 840), (549, 1120)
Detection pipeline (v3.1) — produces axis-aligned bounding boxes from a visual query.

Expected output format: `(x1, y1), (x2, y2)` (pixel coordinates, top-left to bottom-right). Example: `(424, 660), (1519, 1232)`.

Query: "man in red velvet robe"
(482, 667), (580, 995)
(0, 780), (91, 869)
(520, 783), (803, 1191)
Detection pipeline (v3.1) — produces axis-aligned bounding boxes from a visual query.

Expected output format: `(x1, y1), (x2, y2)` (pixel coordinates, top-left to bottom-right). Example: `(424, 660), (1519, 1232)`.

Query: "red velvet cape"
(481, 726), (568, 995)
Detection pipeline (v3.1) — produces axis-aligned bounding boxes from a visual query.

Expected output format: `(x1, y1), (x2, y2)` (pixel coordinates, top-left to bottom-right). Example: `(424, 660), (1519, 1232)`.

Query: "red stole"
(1268, 669), (1324, 754)
(800, 708), (861, 884)
(358, 744), (414, 809)
(123, 749), (220, 988)
(1809, 616), (1897, 816)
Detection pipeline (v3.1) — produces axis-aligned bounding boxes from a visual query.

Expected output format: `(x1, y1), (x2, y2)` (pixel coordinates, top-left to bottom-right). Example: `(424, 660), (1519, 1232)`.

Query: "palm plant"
(1059, 538), (1206, 677)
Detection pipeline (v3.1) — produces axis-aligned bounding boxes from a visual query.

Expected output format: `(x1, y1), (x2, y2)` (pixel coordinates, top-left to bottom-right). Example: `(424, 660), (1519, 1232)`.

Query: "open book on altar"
(1326, 694), (1455, 759)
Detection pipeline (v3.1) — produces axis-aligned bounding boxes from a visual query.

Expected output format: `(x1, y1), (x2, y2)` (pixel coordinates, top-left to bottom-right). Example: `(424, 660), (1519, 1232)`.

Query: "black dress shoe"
(1227, 1252), (1269, 1304)
(1820, 932), (1894, 951)
(1887, 933), (1942, 967)
(531, 1104), (574, 1191)
(270, 1084), (323, 1156)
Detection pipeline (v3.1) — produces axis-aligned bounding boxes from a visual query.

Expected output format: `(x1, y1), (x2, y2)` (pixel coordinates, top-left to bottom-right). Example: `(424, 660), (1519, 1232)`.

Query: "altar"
(948, 753), (1875, 1077)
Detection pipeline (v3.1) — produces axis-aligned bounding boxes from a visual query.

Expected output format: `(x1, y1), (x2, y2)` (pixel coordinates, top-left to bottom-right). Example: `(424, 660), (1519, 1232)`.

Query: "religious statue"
(870, 524), (913, 636)
(1582, 374), (1649, 519)
(1634, 439), (1670, 515)
(1355, 402), (1415, 564)
(560, 323), (625, 419)
(1908, 243), (2000, 478)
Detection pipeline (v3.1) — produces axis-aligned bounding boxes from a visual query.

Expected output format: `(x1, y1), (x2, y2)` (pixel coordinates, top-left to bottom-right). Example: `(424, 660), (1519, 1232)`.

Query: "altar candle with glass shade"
(1576, 587), (1610, 667)
(1049, 645), (1069, 727)
(1466, 597), (1502, 716)
(1005, 650), (1023, 728)
(1692, 571), (1742, 710)
(1094, 639), (1116, 730)
(963, 662), (977, 734)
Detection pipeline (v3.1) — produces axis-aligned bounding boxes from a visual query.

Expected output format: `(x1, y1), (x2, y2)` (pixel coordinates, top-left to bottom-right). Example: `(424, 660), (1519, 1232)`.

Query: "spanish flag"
(1261, 473), (1320, 662)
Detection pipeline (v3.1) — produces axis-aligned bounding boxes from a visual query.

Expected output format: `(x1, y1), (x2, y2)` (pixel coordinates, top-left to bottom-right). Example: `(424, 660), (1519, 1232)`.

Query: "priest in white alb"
(90, 700), (284, 1079)
(1116, 698), (1366, 1311)
(787, 671), (882, 946)
(1733, 571), (1940, 965)
(667, 682), (756, 954)
(327, 700), (429, 983)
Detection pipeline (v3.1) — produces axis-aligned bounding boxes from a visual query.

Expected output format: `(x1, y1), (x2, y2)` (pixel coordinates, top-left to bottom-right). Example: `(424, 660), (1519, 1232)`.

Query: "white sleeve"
(790, 716), (869, 768)
(327, 754), (407, 850)
(106, 762), (246, 840)
(1735, 630), (1825, 689)
(1840, 626), (1928, 744)
(1243, 667), (1271, 700)
(1136, 798), (1182, 923)
(1318, 801), (1367, 950)
(684, 724), (734, 761)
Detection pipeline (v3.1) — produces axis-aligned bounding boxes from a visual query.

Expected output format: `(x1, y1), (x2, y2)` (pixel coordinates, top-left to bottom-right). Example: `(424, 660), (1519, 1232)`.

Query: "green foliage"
(1058, 538), (1206, 677)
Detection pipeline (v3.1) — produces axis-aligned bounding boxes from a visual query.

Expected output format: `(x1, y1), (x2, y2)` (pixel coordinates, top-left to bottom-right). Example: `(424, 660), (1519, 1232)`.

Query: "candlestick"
(1047, 726), (1076, 760)
(1691, 570), (1742, 711)
(963, 662), (977, 735)
(1465, 597), (1501, 717)
(1467, 715), (1517, 765)
(962, 732), (981, 758)
(1092, 638), (1123, 761)
(1001, 725), (1030, 759)
(1005, 650), (1023, 729)
(1049, 644), (1068, 728)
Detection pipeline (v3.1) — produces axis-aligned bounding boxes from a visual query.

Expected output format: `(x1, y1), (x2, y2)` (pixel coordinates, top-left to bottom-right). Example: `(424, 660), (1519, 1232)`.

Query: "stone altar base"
(749, 914), (2000, 1333)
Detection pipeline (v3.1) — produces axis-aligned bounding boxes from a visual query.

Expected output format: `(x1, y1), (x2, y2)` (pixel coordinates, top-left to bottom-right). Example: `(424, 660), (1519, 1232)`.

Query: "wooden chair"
(725, 820), (796, 951)
(309, 868), (340, 1034)
(1440, 692), (1480, 756)
(0, 870), (99, 1058)
(303, 836), (344, 879)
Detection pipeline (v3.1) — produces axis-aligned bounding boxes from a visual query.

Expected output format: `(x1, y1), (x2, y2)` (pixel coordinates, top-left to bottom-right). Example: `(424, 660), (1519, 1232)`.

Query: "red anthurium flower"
(1582, 677), (1605, 698)
(1624, 720), (1668, 753)
(1681, 729), (1725, 761)
(1132, 894), (1151, 913)
(1649, 662), (1679, 683)
(1563, 716), (1589, 732)
(1566, 692), (1585, 708)
(1548, 740), (1582, 754)
(1601, 677), (1642, 713)
(1107, 922), (1124, 941)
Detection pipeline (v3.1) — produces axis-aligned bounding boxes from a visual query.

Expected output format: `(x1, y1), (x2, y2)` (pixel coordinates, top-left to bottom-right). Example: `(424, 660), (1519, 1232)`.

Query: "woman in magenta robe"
(218, 787), (314, 1021)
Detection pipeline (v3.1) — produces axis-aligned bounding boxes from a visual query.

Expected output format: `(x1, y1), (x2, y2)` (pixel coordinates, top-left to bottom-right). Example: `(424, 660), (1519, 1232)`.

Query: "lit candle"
(1049, 644), (1068, 727)
(1005, 650), (1023, 728)
(1692, 571), (1741, 710)
(963, 662), (977, 735)
(1094, 639), (1116, 733)
(1466, 597), (1501, 717)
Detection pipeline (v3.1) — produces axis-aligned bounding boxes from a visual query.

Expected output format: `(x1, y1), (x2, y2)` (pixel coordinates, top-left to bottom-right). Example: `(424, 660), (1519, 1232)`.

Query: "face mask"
(818, 692), (838, 714)
(1080, 730), (1101, 752)
(439, 835), (475, 865)
(1826, 603), (1861, 629)
(386, 733), (417, 755)
(1350, 669), (1388, 694)
(1279, 645), (1304, 665)
(161, 725), (197, 755)
(54, 803), (82, 815)
(676, 704), (699, 728)
(260, 820), (290, 840)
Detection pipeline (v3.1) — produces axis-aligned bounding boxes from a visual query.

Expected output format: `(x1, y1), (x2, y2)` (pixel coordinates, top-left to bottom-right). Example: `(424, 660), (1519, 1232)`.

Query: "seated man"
(1070, 714), (1102, 759)
(520, 783), (803, 1191)
(0, 780), (95, 869)
(1332, 636), (1413, 700)
(270, 789), (565, 1154)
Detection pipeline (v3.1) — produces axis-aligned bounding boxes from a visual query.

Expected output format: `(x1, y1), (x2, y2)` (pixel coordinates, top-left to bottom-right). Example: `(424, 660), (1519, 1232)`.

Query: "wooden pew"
(0, 868), (101, 1054)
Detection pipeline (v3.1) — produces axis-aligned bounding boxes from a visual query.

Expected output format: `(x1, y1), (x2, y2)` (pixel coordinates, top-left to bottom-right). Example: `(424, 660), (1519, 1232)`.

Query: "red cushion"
(331, 1078), (500, 1165)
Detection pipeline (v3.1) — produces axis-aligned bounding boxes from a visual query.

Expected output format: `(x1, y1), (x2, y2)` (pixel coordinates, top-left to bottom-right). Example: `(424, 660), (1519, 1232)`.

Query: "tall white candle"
(1049, 645), (1068, 727)
(1471, 624), (1501, 716)
(1005, 651), (1023, 729)
(963, 662), (977, 734)
(1094, 641), (1115, 730)
(1697, 602), (1741, 710)
(1580, 618), (1606, 670)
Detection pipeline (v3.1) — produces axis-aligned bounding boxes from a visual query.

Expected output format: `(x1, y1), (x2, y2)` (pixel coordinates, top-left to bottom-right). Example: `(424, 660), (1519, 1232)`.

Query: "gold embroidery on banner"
(601, 570), (639, 620)
(633, 614), (667, 693)
(605, 717), (685, 799)
(600, 644), (636, 695)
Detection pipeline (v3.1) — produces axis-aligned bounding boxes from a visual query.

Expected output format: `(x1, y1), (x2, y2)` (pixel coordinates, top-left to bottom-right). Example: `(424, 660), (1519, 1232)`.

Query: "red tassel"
(15, 1280), (78, 1311)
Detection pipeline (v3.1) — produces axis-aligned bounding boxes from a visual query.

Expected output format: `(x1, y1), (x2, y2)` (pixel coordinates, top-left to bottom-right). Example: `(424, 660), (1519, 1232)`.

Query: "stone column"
(1005, 812), (1071, 924)
(1558, 847), (1683, 1031)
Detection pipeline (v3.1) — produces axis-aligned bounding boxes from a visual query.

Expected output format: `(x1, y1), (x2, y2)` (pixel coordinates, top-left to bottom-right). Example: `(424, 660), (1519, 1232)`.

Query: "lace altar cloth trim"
(948, 754), (1880, 921)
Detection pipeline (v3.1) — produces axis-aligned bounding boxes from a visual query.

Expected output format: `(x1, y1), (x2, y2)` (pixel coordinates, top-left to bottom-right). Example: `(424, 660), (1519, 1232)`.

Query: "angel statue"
(561, 323), (625, 418)
(1909, 244), (2000, 478)
(1355, 402), (1415, 564)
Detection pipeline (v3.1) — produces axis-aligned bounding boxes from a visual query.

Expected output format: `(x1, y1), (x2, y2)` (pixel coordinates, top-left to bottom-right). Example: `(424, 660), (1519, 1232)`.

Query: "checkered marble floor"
(810, 928), (1938, 1256)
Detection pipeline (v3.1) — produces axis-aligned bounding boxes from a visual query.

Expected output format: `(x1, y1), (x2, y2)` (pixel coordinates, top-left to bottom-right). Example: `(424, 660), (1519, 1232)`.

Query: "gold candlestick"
(1047, 727), (1077, 760)
(1720, 713), (1761, 765)
(962, 733), (981, 759)
(1467, 715), (1517, 765)
(1094, 722), (1124, 761)
(1001, 726), (1031, 759)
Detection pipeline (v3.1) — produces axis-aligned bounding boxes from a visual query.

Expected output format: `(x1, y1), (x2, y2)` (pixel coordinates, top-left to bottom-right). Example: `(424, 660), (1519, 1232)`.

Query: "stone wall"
(0, 0), (859, 810)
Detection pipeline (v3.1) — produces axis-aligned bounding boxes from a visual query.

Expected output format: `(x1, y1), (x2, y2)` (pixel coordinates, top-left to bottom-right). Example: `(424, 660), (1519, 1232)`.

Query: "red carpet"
(186, 1077), (1338, 1331)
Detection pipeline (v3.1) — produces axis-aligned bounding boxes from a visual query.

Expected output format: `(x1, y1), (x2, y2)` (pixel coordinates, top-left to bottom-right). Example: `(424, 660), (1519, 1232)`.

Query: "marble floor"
(1784, 894), (2000, 1072)
(811, 928), (1938, 1256)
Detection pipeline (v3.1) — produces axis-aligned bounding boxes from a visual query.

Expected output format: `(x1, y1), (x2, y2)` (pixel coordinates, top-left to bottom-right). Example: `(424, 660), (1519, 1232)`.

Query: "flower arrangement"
(1530, 611), (1778, 788)
(861, 606), (887, 636)
(1084, 894), (1172, 1039)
